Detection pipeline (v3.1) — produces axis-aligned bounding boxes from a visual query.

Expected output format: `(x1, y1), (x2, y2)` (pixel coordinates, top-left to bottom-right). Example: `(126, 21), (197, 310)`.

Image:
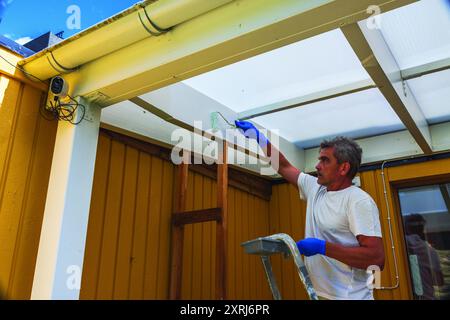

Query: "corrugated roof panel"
(183, 29), (371, 113)
(252, 88), (405, 149)
(379, 0), (450, 69)
(407, 69), (450, 124)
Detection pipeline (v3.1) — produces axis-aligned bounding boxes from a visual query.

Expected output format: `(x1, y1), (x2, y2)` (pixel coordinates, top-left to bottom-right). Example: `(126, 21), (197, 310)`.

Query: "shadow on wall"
(0, 282), (6, 300)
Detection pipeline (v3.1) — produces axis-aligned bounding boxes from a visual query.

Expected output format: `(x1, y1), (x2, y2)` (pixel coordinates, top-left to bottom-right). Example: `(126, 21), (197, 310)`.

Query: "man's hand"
(234, 120), (268, 147)
(235, 120), (301, 187)
(296, 238), (326, 257)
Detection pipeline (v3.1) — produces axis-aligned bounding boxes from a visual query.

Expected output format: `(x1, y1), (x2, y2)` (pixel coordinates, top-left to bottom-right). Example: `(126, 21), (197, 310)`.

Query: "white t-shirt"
(297, 172), (382, 300)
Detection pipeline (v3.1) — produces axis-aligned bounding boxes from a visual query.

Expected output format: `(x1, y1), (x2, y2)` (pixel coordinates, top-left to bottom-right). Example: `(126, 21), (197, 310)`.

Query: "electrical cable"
(0, 53), (47, 84)
(40, 94), (85, 125)
(1, 53), (85, 125)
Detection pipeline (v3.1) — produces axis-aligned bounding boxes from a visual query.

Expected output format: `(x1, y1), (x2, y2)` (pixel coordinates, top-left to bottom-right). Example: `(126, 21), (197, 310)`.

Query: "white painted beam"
(237, 79), (376, 120)
(138, 83), (305, 169)
(237, 57), (450, 120)
(31, 99), (101, 300)
(342, 22), (432, 154)
(401, 57), (450, 81)
(61, 0), (416, 106)
(303, 122), (450, 173)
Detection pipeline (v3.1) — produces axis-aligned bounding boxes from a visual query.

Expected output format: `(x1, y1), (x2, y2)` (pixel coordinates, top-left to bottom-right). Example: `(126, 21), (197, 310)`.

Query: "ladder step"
(172, 207), (222, 226)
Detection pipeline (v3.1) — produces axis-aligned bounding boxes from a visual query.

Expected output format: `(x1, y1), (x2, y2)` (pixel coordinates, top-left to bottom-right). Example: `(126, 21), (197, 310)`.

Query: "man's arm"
(234, 120), (300, 187)
(325, 235), (385, 270)
(266, 141), (300, 187)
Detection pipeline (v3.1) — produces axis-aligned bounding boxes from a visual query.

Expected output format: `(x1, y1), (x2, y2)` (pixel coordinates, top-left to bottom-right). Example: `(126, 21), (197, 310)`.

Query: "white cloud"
(15, 36), (32, 45)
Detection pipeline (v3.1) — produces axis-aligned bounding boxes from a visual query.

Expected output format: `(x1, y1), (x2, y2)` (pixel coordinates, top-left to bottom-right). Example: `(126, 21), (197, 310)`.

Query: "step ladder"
(241, 233), (318, 300)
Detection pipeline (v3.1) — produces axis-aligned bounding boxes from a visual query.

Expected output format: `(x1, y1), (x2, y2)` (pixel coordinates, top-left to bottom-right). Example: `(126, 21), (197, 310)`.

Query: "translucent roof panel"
(252, 88), (405, 149)
(183, 29), (372, 113)
(407, 69), (450, 124)
(378, 0), (450, 69)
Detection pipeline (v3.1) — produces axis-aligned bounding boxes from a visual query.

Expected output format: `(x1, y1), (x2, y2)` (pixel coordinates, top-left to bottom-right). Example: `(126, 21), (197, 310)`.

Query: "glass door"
(398, 183), (450, 300)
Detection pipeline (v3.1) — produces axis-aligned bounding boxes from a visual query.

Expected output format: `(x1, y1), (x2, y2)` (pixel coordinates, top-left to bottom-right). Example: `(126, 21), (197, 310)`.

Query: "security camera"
(50, 76), (68, 98)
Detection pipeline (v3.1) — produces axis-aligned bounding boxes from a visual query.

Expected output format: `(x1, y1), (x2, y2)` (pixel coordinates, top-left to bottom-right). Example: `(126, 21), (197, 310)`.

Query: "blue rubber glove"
(296, 238), (326, 257)
(234, 120), (269, 148)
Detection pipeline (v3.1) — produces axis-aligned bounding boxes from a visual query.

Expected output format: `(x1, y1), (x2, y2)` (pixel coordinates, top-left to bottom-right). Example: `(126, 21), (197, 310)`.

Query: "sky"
(0, 0), (142, 44)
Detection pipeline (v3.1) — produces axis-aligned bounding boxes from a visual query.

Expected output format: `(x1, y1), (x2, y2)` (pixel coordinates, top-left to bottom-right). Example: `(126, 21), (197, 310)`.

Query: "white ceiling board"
(252, 88), (405, 149)
(379, 0), (450, 70)
(183, 29), (371, 113)
(407, 69), (450, 124)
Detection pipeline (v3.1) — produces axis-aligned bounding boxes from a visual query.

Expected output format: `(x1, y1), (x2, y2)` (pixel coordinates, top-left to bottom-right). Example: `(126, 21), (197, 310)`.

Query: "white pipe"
(19, 0), (234, 80)
(378, 160), (400, 290)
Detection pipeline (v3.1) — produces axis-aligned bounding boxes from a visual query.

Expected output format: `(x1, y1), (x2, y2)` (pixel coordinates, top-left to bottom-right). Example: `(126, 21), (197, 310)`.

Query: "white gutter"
(19, 0), (234, 80)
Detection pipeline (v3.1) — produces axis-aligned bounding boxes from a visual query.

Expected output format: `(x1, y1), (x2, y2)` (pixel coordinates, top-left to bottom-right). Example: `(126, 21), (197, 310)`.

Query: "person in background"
(404, 214), (444, 299)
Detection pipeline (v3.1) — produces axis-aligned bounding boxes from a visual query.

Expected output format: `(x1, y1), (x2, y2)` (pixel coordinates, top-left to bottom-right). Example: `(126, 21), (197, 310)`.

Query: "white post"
(31, 98), (101, 299)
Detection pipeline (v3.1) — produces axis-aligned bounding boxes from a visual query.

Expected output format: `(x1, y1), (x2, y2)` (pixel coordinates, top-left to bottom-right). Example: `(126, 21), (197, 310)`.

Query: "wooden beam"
(188, 163), (271, 201)
(128, 96), (268, 162)
(238, 79), (376, 120)
(172, 208), (222, 226)
(63, 0), (417, 105)
(169, 151), (189, 300)
(402, 57), (450, 81)
(216, 141), (228, 300)
(99, 127), (273, 200)
(341, 22), (432, 155)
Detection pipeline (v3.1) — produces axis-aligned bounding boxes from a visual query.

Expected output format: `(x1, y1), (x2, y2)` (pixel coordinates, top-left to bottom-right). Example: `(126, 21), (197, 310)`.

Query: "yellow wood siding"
(359, 170), (412, 300)
(81, 131), (272, 299)
(80, 133), (174, 299)
(3, 44), (447, 299)
(0, 65), (56, 299)
(361, 157), (450, 300)
(180, 172), (272, 300)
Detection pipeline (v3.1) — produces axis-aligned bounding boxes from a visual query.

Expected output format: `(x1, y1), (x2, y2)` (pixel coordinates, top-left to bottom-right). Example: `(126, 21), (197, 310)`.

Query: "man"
(235, 120), (385, 300)
(404, 214), (444, 299)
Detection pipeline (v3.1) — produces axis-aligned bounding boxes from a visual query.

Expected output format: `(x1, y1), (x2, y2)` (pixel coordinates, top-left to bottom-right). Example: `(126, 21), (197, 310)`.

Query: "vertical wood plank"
(191, 173), (203, 299)
(114, 147), (139, 299)
(227, 188), (236, 299)
(169, 151), (188, 300)
(8, 114), (57, 299)
(80, 134), (112, 299)
(128, 153), (151, 299)
(216, 142), (228, 299)
(201, 177), (212, 299)
(156, 161), (174, 299)
(181, 172), (194, 299)
(96, 140), (125, 299)
(143, 157), (163, 299)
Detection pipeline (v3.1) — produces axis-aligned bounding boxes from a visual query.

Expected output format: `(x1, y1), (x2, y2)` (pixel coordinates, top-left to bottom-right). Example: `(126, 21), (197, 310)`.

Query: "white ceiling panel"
(183, 29), (371, 113)
(407, 69), (450, 124)
(379, 0), (450, 69)
(252, 88), (406, 149)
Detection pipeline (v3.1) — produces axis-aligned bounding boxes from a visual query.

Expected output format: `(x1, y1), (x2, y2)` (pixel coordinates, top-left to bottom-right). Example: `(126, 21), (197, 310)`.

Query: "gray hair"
(320, 136), (362, 179)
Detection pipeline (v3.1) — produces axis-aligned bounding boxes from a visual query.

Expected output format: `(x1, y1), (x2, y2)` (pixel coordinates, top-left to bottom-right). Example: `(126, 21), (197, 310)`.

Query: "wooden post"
(169, 150), (189, 299)
(216, 141), (228, 299)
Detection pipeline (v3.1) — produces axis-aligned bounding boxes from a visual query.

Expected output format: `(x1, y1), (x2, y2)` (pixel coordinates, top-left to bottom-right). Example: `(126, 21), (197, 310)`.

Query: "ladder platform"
(241, 233), (318, 300)
(241, 237), (291, 256)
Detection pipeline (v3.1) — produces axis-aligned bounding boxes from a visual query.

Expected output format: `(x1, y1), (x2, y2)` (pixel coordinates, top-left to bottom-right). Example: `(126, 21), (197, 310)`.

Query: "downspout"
(18, 0), (234, 80)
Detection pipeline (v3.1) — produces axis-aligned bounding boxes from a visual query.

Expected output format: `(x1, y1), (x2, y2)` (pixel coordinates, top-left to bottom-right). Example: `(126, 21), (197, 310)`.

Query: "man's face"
(315, 147), (348, 186)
